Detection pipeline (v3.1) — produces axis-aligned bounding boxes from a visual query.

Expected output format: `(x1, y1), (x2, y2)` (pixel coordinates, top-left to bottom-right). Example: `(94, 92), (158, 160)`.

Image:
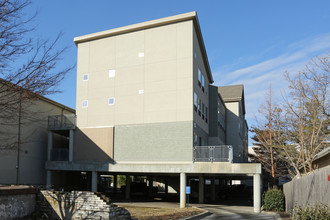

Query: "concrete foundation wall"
(283, 166), (330, 212)
(114, 121), (193, 162)
(0, 187), (37, 220)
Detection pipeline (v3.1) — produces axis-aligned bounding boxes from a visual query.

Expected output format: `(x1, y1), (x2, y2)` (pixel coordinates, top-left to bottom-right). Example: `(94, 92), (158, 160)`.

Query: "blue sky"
(27, 0), (330, 137)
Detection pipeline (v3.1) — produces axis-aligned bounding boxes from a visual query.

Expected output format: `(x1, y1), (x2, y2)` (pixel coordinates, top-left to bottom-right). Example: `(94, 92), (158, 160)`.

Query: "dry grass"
(120, 206), (204, 220)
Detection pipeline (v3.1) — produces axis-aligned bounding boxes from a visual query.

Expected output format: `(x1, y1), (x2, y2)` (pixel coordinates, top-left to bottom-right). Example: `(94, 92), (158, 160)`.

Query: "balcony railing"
(193, 145), (233, 163)
(48, 114), (76, 130)
(51, 148), (69, 161)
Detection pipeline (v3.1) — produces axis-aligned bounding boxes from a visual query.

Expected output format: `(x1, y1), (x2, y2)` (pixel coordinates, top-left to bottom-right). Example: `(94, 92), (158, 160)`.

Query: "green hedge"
(291, 203), (329, 220)
(262, 188), (284, 212)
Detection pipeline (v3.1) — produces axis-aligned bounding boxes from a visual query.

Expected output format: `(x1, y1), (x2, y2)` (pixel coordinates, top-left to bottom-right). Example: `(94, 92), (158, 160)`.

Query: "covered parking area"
(46, 161), (262, 212)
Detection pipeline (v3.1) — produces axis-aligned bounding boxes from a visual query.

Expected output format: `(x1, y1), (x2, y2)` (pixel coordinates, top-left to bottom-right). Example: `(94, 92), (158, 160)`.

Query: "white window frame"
(82, 100), (88, 108)
(108, 97), (115, 105)
(109, 69), (116, 78)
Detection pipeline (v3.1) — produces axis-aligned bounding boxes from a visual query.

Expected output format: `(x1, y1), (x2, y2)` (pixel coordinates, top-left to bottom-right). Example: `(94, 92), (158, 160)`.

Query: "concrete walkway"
(115, 201), (277, 220)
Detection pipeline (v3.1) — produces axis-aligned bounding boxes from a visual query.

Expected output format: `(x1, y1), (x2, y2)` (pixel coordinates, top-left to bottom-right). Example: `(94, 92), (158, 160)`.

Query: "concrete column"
(253, 174), (261, 213)
(165, 179), (168, 196)
(91, 171), (97, 192)
(211, 178), (215, 201)
(148, 177), (153, 197)
(198, 175), (204, 204)
(69, 129), (74, 162)
(47, 131), (53, 161)
(180, 173), (186, 208)
(113, 175), (117, 193)
(125, 175), (131, 200)
(46, 170), (52, 189)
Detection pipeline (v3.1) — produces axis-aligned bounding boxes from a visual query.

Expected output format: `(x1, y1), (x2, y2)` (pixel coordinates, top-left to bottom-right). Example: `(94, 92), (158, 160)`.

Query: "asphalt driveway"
(189, 204), (277, 220)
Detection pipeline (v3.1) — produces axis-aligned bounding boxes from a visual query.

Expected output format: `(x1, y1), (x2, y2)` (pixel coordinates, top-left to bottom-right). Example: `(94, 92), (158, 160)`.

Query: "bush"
(291, 203), (329, 220)
(262, 187), (284, 211)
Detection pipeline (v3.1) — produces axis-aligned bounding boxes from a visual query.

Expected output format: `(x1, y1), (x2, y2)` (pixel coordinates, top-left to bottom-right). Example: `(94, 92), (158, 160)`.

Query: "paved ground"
(191, 204), (276, 220)
(115, 201), (277, 220)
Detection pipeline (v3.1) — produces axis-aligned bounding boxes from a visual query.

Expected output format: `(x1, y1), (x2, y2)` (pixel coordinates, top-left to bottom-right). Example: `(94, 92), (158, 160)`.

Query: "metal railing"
(193, 145), (233, 162)
(51, 148), (69, 161)
(48, 114), (76, 130)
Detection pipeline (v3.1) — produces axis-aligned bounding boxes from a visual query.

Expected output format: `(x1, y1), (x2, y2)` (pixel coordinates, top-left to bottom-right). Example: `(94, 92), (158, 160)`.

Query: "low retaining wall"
(0, 186), (38, 220)
(283, 166), (330, 212)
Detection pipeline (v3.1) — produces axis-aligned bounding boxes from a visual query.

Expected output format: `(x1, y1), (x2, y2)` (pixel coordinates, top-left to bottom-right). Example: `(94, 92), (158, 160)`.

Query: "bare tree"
(0, 0), (74, 147)
(282, 53), (329, 176)
(250, 86), (289, 185)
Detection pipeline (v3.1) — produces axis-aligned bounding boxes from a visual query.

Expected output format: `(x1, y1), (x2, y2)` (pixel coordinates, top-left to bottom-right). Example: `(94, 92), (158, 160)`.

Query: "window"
(202, 75), (205, 92)
(83, 74), (89, 81)
(198, 69), (202, 87)
(193, 132), (198, 146)
(138, 52), (144, 57)
(198, 98), (201, 116)
(194, 52), (197, 58)
(206, 107), (208, 123)
(202, 102), (205, 120)
(82, 100), (88, 108)
(108, 97), (115, 105)
(194, 92), (198, 111)
(109, 69), (116, 78)
(138, 89), (144, 94)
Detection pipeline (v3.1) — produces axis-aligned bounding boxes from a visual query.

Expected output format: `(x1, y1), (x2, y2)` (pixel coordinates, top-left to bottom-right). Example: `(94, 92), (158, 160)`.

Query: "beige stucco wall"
(192, 23), (209, 143)
(224, 101), (246, 161)
(73, 127), (114, 162)
(76, 20), (194, 128)
(0, 96), (74, 185)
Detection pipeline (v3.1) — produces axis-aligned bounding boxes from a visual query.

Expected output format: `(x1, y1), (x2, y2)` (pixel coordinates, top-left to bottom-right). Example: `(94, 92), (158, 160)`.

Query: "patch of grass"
(120, 206), (204, 220)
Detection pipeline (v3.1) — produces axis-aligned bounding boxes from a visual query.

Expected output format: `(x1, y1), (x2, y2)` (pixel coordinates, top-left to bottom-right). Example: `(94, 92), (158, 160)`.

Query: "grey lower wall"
(0, 192), (36, 220)
(114, 121), (193, 162)
(283, 166), (330, 212)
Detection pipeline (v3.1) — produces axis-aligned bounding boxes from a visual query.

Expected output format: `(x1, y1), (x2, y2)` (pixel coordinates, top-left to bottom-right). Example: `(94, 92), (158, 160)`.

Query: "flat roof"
(74, 11), (213, 83)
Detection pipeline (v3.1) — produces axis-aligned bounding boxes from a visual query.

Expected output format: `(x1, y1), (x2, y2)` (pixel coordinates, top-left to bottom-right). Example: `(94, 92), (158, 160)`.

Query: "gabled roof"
(74, 11), (213, 83)
(218, 84), (245, 114)
(0, 78), (75, 113)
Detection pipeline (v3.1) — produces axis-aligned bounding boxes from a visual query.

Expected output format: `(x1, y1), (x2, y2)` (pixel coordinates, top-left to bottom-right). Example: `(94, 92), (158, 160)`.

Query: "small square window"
(83, 74), (89, 81)
(109, 69), (116, 78)
(138, 52), (144, 57)
(82, 100), (88, 108)
(108, 97), (115, 105)
(138, 89), (144, 94)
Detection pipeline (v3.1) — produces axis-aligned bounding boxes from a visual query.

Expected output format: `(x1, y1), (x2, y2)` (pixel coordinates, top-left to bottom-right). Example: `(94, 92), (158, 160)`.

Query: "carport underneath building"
(46, 161), (262, 212)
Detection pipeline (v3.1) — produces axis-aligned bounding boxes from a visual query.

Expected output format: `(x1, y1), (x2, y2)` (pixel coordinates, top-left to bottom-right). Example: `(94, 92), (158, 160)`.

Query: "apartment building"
(0, 79), (75, 185)
(45, 12), (262, 212)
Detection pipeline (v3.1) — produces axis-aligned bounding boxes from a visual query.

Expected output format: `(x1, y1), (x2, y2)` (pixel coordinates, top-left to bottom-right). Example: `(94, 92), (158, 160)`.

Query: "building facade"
(45, 12), (262, 212)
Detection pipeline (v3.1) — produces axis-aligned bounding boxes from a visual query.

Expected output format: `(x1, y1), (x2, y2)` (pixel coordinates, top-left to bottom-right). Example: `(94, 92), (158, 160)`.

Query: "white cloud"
(213, 33), (330, 141)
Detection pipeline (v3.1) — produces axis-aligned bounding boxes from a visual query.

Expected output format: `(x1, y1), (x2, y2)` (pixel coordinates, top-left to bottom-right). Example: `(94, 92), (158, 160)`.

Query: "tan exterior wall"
(224, 101), (246, 161)
(192, 24), (209, 143)
(0, 96), (74, 185)
(73, 127), (114, 162)
(76, 20), (194, 128)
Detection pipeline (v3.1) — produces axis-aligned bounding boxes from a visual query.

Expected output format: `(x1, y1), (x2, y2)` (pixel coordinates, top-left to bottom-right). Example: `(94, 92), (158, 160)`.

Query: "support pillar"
(180, 173), (186, 208)
(69, 129), (74, 162)
(253, 174), (261, 213)
(46, 171), (52, 190)
(91, 171), (97, 192)
(113, 175), (117, 193)
(148, 177), (153, 197)
(198, 175), (204, 204)
(211, 178), (215, 201)
(47, 131), (53, 161)
(125, 175), (131, 200)
(165, 179), (168, 196)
